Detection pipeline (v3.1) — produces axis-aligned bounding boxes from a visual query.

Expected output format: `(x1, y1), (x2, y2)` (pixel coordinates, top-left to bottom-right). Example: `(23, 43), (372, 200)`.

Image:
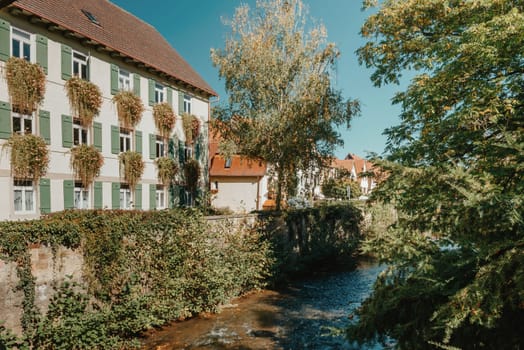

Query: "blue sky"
(111, 0), (405, 159)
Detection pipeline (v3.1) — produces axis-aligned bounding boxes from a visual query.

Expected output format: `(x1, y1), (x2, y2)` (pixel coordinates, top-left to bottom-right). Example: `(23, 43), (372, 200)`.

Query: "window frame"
(155, 135), (165, 158)
(183, 94), (191, 114)
(13, 179), (35, 214)
(119, 184), (132, 209)
(72, 50), (88, 80)
(11, 27), (32, 61)
(118, 68), (131, 91)
(73, 182), (90, 209)
(12, 109), (34, 135)
(73, 118), (89, 146)
(119, 127), (132, 153)
(185, 145), (193, 161)
(154, 82), (165, 103)
(155, 185), (166, 210)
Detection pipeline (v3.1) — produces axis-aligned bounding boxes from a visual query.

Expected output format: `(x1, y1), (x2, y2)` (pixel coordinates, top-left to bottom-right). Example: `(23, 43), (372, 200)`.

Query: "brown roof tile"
(210, 155), (267, 177)
(10, 0), (217, 96)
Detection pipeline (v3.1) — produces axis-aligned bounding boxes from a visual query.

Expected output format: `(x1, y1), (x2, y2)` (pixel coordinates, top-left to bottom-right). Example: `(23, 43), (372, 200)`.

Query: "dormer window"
(81, 9), (100, 26)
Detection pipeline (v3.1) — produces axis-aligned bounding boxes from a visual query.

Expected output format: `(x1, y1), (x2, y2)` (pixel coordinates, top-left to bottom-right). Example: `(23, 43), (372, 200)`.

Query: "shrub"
(112, 91), (144, 129)
(5, 57), (46, 114)
(3, 133), (49, 182)
(70, 144), (104, 188)
(183, 159), (200, 193)
(65, 76), (102, 127)
(119, 151), (144, 191)
(155, 157), (178, 185)
(182, 113), (200, 145)
(153, 103), (176, 138)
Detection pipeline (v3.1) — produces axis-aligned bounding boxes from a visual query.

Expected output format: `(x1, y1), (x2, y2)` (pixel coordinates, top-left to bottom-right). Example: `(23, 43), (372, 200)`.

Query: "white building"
(0, 0), (217, 220)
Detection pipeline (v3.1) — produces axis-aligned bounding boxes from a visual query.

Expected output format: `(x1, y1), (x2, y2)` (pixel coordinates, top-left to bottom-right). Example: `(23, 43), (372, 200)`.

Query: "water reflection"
(142, 262), (384, 350)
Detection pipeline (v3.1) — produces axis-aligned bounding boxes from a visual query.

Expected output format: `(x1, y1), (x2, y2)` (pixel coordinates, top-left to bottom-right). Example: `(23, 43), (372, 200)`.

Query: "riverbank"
(141, 260), (384, 350)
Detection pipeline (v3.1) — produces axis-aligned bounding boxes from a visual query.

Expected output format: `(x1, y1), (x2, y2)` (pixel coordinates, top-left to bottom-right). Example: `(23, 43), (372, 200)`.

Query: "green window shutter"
(39, 178), (51, 214)
(178, 141), (185, 165)
(0, 19), (9, 62)
(61, 115), (73, 148)
(61, 45), (72, 80)
(111, 182), (120, 209)
(169, 185), (175, 209)
(93, 121), (102, 151)
(111, 125), (120, 154)
(167, 87), (173, 106)
(135, 130), (142, 154)
(179, 186), (186, 207)
(178, 91), (184, 115)
(39, 110), (50, 144)
(110, 64), (119, 95)
(149, 183), (156, 210)
(149, 133), (156, 159)
(134, 184), (142, 210)
(63, 180), (74, 210)
(133, 74), (141, 97)
(0, 101), (11, 139)
(168, 138), (175, 159)
(36, 35), (48, 74)
(94, 181), (103, 209)
(148, 79), (155, 106)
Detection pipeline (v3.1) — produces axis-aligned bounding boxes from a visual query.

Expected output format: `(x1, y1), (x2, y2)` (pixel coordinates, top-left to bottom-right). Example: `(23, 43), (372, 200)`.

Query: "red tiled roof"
(210, 155), (267, 177)
(9, 0), (217, 97)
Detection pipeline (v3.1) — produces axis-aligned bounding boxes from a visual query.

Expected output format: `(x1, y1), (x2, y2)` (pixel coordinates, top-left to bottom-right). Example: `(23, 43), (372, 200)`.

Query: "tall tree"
(211, 0), (359, 209)
(348, 1), (524, 349)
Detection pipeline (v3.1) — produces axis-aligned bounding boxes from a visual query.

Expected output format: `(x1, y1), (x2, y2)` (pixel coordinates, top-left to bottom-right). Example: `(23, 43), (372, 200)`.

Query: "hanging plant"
(65, 76), (102, 127)
(153, 102), (176, 138)
(70, 144), (104, 188)
(155, 157), (178, 185)
(112, 90), (144, 129)
(182, 113), (200, 145)
(5, 57), (46, 114)
(2, 133), (49, 182)
(119, 151), (144, 191)
(184, 159), (200, 193)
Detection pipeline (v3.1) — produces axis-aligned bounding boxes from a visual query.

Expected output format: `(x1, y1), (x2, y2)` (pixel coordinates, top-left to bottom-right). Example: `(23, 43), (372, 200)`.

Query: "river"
(141, 261), (384, 350)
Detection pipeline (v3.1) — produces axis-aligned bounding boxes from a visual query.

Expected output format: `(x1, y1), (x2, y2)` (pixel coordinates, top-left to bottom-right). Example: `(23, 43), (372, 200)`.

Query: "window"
(155, 136), (165, 158)
(12, 27), (31, 61)
(12, 110), (33, 135)
(120, 128), (131, 152)
(81, 9), (100, 26)
(13, 180), (34, 213)
(73, 119), (89, 145)
(155, 82), (164, 103)
(74, 183), (89, 209)
(185, 145), (193, 161)
(183, 94), (191, 113)
(225, 158), (232, 168)
(73, 51), (88, 79)
(120, 184), (131, 209)
(156, 185), (165, 209)
(118, 68), (131, 91)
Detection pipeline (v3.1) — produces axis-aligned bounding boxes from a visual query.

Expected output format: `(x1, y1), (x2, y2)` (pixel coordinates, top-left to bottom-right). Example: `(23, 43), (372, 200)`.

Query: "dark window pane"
(73, 62), (79, 76)
(82, 129), (88, 144)
(12, 39), (20, 58)
(13, 117), (21, 134)
(23, 43), (30, 61)
(24, 118), (32, 134)
(81, 65), (87, 79)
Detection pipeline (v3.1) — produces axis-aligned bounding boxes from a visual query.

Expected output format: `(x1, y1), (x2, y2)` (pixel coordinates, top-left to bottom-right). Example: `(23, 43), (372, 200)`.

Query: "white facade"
(211, 176), (268, 213)
(0, 10), (211, 220)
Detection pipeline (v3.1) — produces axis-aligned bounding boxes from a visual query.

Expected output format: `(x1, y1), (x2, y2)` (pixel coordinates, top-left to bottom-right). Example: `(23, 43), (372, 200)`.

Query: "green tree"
(348, 1), (524, 349)
(211, 0), (359, 210)
(321, 169), (362, 200)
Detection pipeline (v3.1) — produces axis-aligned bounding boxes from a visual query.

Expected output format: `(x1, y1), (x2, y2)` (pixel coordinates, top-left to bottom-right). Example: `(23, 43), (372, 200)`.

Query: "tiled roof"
(210, 155), (267, 177)
(9, 0), (217, 97)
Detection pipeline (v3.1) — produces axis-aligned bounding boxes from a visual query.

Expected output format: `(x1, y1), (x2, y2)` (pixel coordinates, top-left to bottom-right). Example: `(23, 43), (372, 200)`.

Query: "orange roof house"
(209, 125), (269, 212)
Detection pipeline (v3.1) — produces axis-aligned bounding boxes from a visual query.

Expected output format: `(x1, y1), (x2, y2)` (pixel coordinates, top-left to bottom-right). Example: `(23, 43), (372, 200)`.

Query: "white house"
(0, 0), (217, 220)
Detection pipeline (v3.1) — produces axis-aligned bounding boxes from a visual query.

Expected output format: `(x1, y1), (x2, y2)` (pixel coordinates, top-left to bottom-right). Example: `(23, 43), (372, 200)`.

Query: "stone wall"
(0, 245), (83, 333)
